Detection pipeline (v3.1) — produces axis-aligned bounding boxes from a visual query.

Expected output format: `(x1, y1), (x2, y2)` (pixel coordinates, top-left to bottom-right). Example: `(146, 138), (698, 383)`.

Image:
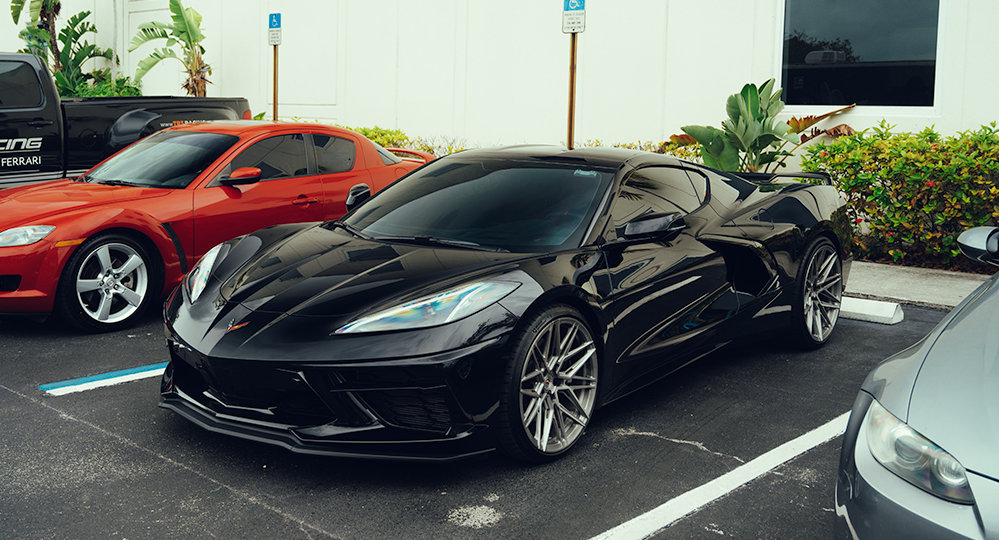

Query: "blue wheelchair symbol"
(269, 13), (281, 29)
(564, 0), (584, 11)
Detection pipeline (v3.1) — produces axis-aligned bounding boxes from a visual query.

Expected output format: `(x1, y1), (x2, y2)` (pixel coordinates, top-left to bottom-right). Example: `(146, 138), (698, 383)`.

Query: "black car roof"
(453, 145), (688, 171)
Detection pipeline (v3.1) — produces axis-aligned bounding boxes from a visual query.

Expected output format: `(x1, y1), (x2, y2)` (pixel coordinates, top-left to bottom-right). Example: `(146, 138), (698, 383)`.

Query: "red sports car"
(0, 121), (433, 331)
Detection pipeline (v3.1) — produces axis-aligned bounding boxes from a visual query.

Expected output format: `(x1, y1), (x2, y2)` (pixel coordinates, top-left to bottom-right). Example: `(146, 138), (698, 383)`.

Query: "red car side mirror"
(220, 167), (262, 186)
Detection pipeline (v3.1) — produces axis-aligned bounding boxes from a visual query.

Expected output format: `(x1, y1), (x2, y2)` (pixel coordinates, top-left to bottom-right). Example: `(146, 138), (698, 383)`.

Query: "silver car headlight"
(0, 225), (55, 247)
(335, 281), (519, 334)
(865, 399), (975, 504)
(185, 243), (224, 303)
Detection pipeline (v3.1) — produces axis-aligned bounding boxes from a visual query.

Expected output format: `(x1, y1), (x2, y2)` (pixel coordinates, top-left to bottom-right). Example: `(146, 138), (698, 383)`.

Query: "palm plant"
(11, 0), (62, 71)
(128, 0), (210, 97)
(53, 11), (114, 96)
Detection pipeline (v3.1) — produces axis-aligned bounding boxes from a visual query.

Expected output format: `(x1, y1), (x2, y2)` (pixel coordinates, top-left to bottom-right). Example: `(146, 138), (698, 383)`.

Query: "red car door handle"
(292, 196), (319, 205)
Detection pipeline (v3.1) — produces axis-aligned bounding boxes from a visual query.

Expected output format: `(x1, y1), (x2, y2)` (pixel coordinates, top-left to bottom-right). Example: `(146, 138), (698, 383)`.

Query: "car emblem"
(225, 320), (250, 334)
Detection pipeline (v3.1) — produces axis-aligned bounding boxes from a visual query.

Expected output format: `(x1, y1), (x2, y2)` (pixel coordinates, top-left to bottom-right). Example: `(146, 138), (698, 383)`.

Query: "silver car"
(835, 227), (999, 539)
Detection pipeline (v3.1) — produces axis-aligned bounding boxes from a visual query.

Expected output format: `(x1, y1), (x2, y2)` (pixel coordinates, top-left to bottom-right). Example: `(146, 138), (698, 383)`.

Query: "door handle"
(28, 120), (54, 127)
(292, 196), (319, 206)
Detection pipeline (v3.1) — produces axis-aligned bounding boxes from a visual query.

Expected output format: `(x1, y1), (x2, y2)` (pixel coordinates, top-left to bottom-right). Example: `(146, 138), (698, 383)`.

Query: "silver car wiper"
(379, 235), (509, 253)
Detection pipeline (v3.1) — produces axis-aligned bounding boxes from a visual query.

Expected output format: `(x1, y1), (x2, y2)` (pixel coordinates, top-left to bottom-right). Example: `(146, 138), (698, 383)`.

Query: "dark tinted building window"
(312, 134), (355, 173)
(782, 0), (939, 106)
(230, 134), (308, 180)
(0, 61), (43, 109)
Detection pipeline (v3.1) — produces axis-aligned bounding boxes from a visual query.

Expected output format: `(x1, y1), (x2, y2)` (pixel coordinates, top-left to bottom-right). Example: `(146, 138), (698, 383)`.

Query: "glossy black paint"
(161, 146), (852, 460)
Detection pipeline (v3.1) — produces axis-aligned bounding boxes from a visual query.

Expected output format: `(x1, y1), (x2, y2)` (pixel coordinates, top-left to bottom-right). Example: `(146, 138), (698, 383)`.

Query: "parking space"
(0, 306), (946, 539)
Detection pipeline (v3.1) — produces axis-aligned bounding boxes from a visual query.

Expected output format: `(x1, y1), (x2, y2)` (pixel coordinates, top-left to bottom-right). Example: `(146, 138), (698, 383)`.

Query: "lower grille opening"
(0, 275), (21, 292)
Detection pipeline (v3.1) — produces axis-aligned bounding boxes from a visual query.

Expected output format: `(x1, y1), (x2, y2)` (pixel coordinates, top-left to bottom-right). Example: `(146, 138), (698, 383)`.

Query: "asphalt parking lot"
(0, 305), (946, 539)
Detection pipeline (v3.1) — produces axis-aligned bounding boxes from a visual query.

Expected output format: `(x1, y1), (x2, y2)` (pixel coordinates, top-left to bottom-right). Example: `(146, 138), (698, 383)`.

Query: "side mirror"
(622, 212), (686, 241)
(958, 227), (999, 265)
(345, 183), (371, 212)
(220, 167), (262, 186)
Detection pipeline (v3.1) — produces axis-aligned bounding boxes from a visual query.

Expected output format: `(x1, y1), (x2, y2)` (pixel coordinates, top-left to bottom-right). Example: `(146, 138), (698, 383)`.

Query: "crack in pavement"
(0, 384), (339, 539)
(612, 427), (746, 463)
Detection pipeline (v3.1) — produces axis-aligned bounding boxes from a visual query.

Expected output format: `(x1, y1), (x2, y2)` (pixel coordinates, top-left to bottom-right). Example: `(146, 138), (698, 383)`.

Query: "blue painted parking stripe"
(40, 362), (168, 395)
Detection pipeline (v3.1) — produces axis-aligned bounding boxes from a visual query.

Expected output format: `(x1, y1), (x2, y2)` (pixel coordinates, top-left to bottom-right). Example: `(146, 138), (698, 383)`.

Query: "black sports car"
(160, 146), (852, 462)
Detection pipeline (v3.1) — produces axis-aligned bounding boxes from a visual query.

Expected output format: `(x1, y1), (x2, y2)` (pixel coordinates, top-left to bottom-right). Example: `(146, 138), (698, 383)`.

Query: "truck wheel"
(496, 305), (599, 463)
(56, 234), (159, 332)
(791, 237), (843, 349)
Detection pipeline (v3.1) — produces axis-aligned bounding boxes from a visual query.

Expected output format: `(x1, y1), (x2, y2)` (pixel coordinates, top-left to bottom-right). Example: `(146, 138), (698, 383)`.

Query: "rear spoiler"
(387, 148), (436, 164)
(730, 171), (832, 186)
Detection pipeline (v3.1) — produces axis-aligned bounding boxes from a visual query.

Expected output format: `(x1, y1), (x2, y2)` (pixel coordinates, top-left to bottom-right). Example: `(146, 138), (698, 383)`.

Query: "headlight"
(185, 243), (224, 303)
(0, 225), (55, 247)
(335, 281), (519, 334)
(865, 399), (975, 503)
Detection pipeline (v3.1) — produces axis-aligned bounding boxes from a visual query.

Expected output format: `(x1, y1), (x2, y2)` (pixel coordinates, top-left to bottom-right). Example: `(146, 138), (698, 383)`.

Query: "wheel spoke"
(559, 346), (595, 379)
(558, 386), (590, 420)
(76, 279), (102, 293)
(117, 254), (144, 276)
(556, 400), (588, 427)
(523, 395), (541, 425)
(540, 401), (554, 452)
(521, 369), (543, 383)
(118, 287), (143, 307)
(95, 294), (113, 321)
(95, 246), (113, 273)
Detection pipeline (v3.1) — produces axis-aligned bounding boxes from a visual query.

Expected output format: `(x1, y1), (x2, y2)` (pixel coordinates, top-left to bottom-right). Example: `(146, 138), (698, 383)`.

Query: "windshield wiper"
(328, 220), (375, 240)
(96, 179), (142, 187)
(75, 174), (91, 182)
(378, 235), (509, 252)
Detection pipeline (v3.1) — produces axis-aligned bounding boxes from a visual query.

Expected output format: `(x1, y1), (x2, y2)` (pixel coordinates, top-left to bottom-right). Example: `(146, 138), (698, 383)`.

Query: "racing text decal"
(0, 137), (43, 152)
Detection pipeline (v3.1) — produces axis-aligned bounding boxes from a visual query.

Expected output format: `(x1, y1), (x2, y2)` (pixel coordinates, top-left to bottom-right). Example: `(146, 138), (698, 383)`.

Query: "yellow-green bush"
(802, 121), (999, 265)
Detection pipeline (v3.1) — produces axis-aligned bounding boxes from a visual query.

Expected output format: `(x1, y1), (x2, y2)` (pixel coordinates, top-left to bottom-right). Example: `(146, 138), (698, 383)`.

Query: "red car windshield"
(82, 130), (239, 189)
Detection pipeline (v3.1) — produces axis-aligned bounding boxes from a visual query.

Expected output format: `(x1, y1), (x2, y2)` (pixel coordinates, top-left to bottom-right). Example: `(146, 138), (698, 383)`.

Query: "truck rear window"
(0, 61), (42, 109)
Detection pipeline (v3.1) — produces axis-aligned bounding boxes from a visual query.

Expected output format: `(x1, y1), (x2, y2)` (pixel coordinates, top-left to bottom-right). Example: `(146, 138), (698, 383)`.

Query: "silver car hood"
(907, 275), (999, 479)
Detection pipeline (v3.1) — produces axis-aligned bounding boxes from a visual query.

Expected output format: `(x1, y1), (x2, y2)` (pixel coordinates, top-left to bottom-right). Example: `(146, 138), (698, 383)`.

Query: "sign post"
(268, 13), (282, 120)
(562, 0), (584, 149)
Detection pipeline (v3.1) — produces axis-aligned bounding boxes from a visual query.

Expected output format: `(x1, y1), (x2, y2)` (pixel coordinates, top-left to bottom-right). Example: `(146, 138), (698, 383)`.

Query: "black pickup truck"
(0, 53), (251, 188)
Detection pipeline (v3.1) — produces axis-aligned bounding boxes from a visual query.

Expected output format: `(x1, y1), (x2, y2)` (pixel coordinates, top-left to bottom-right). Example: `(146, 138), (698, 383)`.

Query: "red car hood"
(0, 179), (171, 227)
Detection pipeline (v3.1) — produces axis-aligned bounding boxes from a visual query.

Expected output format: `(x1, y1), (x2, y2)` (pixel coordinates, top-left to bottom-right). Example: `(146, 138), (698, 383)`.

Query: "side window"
(228, 134), (309, 181)
(608, 184), (684, 240)
(312, 134), (356, 173)
(629, 167), (703, 213)
(0, 61), (43, 109)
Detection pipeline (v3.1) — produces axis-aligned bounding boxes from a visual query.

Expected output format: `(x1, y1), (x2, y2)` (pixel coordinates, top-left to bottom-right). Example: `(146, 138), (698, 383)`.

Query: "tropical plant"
(11, 0), (62, 70)
(72, 76), (142, 97)
(52, 11), (114, 96)
(679, 79), (854, 172)
(128, 0), (211, 97)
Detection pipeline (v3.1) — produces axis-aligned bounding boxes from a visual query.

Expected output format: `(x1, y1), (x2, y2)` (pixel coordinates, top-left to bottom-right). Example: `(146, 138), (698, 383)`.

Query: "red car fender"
(44, 205), (190, 297)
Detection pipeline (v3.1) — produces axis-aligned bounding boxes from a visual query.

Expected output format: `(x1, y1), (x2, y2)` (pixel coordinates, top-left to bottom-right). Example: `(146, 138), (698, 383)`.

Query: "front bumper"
(160, 327), (510, 461)
(835, 392), (999, 539)
(0, 240), (73, 314)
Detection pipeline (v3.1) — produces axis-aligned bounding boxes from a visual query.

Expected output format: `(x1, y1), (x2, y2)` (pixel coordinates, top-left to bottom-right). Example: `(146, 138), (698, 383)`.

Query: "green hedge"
(802, 121), (999, 265)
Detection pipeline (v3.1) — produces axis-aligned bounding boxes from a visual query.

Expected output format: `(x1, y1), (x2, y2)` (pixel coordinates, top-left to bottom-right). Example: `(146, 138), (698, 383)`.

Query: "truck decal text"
(1, 155), (42, 167)
(0, 137), (43, 153)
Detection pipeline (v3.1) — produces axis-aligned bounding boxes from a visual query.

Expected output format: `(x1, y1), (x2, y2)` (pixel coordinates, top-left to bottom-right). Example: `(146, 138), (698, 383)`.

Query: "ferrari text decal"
(1, 155), (42, 167)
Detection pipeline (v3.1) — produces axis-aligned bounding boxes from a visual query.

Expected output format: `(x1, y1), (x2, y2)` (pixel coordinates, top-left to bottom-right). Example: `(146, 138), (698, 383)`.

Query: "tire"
(791, 237), (843, 349)
(496, 305), (599, 463)
(55, 233), (160, 332)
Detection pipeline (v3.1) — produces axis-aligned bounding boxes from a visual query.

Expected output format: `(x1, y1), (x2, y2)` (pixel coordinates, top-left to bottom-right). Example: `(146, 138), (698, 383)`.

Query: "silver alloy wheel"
(74, 242), (149, 324)
(519, 316), (598, 454)
(802, 243), (842, 342)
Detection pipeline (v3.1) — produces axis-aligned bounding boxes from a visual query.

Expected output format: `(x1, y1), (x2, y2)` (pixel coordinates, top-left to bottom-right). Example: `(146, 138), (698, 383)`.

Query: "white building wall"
(3, 1), (999, 146)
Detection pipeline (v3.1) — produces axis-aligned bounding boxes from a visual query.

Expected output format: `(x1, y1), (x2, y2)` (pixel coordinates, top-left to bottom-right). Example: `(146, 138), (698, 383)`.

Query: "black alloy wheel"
(792, 237), (843, 348)
(497, 305), (599, 462)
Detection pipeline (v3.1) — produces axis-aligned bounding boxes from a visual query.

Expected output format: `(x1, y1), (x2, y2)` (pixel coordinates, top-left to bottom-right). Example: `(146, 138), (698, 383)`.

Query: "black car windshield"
(343, 157), (615, 252)
(84, 130), (239, 188)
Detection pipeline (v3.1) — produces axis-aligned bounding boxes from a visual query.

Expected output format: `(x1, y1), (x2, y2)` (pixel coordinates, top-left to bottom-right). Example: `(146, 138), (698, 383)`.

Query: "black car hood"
(906, 274), (999, 479)
(219, 224), (526, 320)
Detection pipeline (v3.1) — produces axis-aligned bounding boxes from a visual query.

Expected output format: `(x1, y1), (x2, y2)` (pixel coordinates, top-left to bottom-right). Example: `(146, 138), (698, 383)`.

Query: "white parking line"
(590, 412), (850, 540)
(39, 362), (167, 396)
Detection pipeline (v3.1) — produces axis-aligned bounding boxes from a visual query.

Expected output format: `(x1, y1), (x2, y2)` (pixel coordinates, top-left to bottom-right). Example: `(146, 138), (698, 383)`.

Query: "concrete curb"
(840, 296), (904, 325)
